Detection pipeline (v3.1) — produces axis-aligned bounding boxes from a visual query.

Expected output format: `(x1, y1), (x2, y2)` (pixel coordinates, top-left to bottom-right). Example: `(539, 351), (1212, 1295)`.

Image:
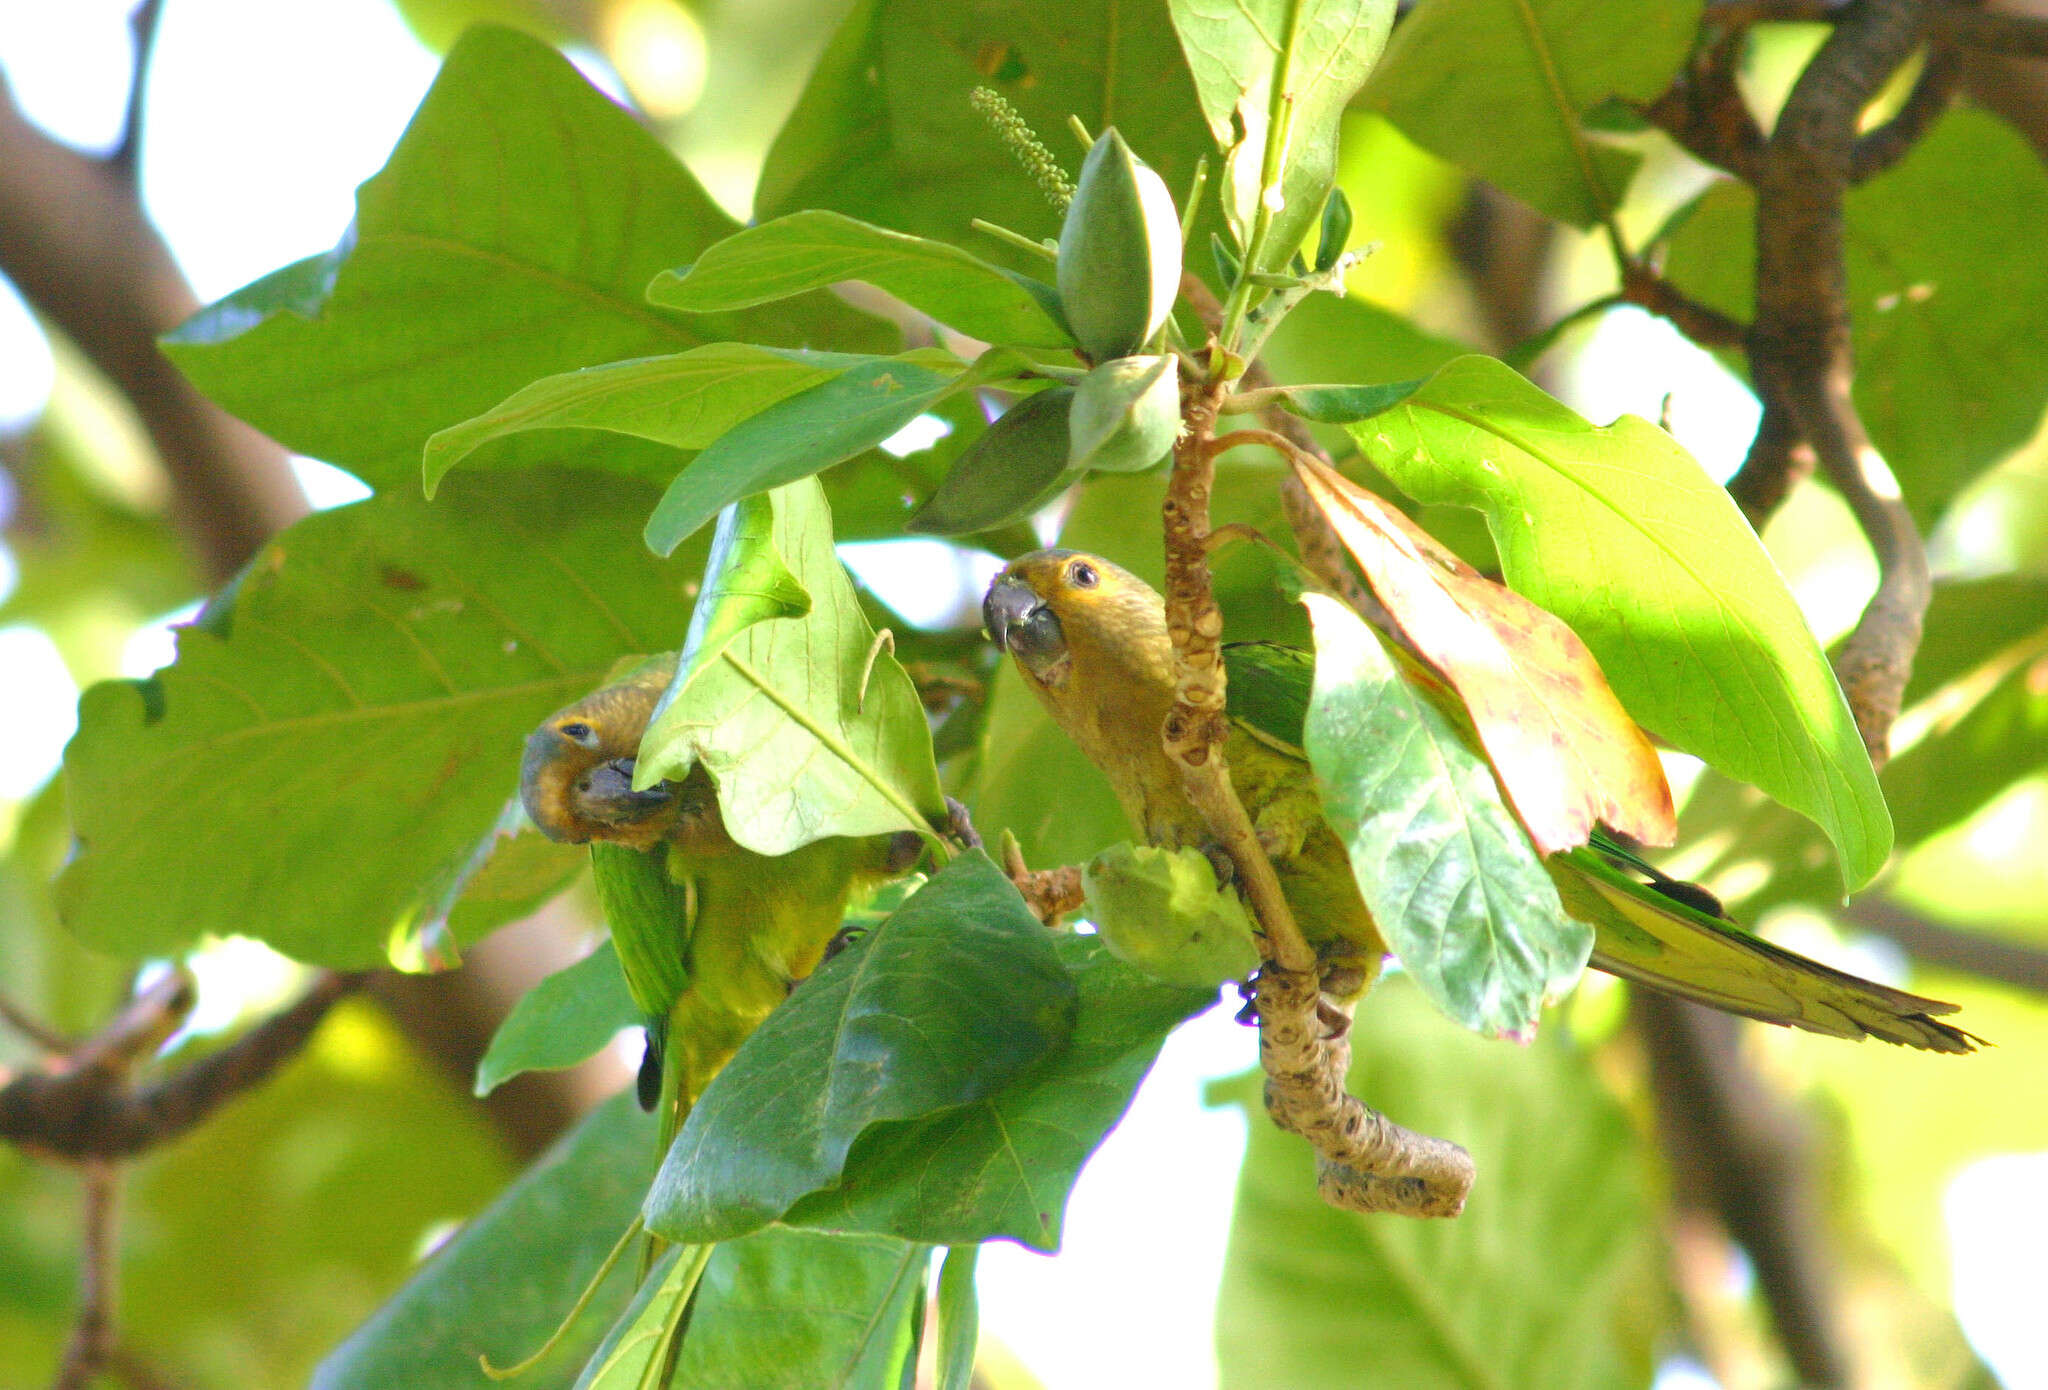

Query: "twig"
(1712, 0), (2048, 59)
(0, 972), (362, 1161)
(1618, 260), (1748, 349)
(1846, 898), (2048, 993)
(0, 991), (73, 1053)
(108, 0), (166, 184)
(996, 830), (1086, 927)
(1173, 279), (1474, 1219)
(1724, 401), (1816, 529)
(1641, 25), (1766, 184)
(1934, 5), (2048, 58)
(1852, 45), (1961, 182)
(1749, 0), (1931, 764)
(53, 1160), (122, 1390)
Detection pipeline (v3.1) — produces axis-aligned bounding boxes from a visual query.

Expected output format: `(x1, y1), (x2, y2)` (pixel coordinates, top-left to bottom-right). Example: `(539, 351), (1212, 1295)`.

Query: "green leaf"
(1212, 977), (1668, 1390)
(58, 471), (702, 967)
(573, 1244), (704, 1390)
(313, 1093), (655, 1390)
(649, 210), (1073, 349)
(640, 479), (945, 854)
(669, 1231), (930, 1390)
(935, 1246), (979, 1390)
(756, 0), (1218, 281)
(1664, 108), (2048, 525)
(1169, 0), (1396, 267)
(643, 851), (1078, 1244)
(1363, 0), (1699, 227)
(1302, 595), (1589, 1037)
(423, 345), (872, 495)
(1081, 842), (1262, 990)
(781, 934), (1213, 1250)
(1338, 354), (1891, 888)
(163, 26), (894, 492)
(642, 350), (1018, 556)
(475, 941), (639, 1096)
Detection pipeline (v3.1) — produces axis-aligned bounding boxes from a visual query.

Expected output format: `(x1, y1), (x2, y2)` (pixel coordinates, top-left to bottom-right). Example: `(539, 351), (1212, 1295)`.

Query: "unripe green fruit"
(1056, 129), (1183, 362)
(907, 388), (1080, 536)
(1082, 843), (1261, 990)
(1069, 354), (1179, 474)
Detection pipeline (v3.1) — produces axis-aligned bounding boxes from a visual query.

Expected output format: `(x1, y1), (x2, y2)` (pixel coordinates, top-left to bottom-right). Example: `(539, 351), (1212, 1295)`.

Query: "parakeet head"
(520, 676), (681, 850)
(982, 549), (1173, 694)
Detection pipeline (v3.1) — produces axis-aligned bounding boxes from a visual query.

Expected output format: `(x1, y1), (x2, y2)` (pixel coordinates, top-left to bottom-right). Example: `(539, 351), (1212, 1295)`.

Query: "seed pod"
(907, 388), (1081, 536)
(1056, 129), (1183, 362)
(1069, 355), (1178, 474)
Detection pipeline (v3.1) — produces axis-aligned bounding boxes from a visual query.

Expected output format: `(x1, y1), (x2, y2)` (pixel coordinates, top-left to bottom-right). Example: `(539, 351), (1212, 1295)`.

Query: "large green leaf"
(1663, 108), (2048, 526)
(572, 1245), (699, 1390)
(1212, 978), (1668, 1389)
(668, 1231), (930, 1389)
(1362, 0), (1699, 227)
(781, 934), (1214, 1250)
(1168, 0), (1395, 266)
(313, 1092), (652, 1390)
(58, 472), (702, 967)
(650, 210), (1073, 348)
(755, 0), (1219, 280)
(163, 26), (893, 492)
(1303, 595), (1589, 1036)
(423, 346), (867, 495)
(1330, 354), (1890, 888)
(643, 852), (1078, 1244)
(643, 351), (1018, 557)
(475, 941), (639, 1096)
(639, 479), (945, 855)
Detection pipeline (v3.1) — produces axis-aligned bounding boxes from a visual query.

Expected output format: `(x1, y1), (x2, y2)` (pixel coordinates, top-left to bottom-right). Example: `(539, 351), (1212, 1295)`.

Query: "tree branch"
(1724, 401), (1817, 529)
(1634, 992), (1853, 1388)
(1852, 44), (1962, 182)
(1845, 898), (2048, 992)
(0, 70), (304, 585)
(108, 0), (166, 185)
(1749, 0), (1932, 764)
(52, 1161), (121, 1390)
(1178, 275), (1475, 1219)
(0, 972), (362, 1161)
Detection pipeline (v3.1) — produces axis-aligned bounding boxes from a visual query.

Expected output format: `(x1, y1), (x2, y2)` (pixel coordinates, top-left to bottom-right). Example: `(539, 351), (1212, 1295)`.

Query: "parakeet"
(984, 549), (1974, 1052)
(521, 653), (923, 1149)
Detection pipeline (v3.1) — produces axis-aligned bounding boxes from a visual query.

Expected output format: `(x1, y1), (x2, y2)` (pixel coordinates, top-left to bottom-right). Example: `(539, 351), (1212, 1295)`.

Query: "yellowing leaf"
(1295, 454), (1673, 854)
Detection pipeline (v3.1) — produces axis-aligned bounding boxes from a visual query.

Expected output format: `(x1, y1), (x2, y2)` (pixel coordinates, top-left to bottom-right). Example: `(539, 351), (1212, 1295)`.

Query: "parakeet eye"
(558, 720), (596, 745)
(1068, 560), (1099, 589)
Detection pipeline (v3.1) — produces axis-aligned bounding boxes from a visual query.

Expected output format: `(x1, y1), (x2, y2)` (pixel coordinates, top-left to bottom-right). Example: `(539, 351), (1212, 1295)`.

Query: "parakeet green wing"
(1220, 641), (1975, 1052)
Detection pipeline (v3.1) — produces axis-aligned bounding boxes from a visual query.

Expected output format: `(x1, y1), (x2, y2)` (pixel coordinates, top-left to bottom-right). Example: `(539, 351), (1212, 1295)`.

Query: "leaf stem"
(480, 1216), (646, 1380)
(720, 650), (951, 860)
(968, 218), (1058, 263)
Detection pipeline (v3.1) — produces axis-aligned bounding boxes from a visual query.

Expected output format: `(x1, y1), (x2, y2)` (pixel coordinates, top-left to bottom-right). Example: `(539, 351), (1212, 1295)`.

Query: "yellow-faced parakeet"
(521, 654), (923, 1147)
(983, 550), (1973, 1052)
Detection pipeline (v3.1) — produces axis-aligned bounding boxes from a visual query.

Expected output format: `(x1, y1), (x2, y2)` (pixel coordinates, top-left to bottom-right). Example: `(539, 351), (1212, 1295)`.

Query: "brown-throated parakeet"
(984, 549), (1974, 1052)
(521, 653), (922, 1150)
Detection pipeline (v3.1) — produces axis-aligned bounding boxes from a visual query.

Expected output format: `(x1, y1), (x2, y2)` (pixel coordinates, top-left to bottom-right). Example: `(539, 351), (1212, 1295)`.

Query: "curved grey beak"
(579, 758), (675, 826)
(982, 574), (1043, 652)
(982, 574), (1068, 678)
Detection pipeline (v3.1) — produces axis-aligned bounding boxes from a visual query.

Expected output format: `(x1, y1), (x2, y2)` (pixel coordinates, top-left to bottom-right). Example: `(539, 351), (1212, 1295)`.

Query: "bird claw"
(944, 796), (983, 851)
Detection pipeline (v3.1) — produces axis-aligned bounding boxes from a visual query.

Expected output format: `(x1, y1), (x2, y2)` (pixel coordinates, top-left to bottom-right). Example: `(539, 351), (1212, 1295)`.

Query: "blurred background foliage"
(2, 1), (2046, 1388)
